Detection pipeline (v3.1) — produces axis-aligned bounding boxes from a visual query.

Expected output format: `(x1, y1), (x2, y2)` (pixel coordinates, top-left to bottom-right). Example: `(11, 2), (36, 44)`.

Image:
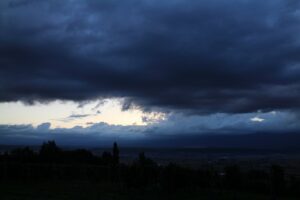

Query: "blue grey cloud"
(1, 0), (300, 114)
(1, 110), (299, 147)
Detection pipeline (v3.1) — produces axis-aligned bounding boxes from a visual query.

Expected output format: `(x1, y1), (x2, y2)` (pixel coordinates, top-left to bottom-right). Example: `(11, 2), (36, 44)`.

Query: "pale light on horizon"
(0, 99), (166, 128)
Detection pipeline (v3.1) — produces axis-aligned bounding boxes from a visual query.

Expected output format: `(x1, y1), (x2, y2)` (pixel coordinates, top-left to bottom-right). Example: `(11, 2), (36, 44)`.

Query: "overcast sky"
(1, 0), (300, 147)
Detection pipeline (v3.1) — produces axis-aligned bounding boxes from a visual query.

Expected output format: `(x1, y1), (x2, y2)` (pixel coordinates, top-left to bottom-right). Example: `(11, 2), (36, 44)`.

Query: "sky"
(1, 0), (300, 147)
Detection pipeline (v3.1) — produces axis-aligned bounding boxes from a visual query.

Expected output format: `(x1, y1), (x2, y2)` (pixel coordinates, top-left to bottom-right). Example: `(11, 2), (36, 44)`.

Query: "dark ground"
(1, 180), (296, 200)
(0, 143), (299, 200)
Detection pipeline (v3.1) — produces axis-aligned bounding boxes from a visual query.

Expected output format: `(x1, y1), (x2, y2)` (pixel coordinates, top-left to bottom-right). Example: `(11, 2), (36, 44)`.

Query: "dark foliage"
(0, 141), (299, 199)
(112, 142), (119, 166)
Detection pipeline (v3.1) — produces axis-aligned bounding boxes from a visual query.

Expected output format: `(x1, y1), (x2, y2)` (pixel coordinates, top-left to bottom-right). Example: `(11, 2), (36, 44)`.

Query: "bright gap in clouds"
(250, 116), (265, 122)
(0, 99), (165, 128)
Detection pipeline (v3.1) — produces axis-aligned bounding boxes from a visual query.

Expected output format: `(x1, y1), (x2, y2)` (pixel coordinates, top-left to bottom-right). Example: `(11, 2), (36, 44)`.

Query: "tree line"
(0, 141), (299, 198)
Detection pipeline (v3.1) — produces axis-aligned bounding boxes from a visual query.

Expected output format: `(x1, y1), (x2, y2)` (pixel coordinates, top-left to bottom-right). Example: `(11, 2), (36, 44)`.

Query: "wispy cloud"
(68, 114), (91, 118)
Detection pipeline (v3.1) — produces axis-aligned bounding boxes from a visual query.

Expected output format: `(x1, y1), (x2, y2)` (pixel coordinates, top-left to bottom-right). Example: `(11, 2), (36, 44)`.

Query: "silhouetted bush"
(224, 165), (243, 189)
(161, 163), (196, 191)
(288, 175), (300, 196)
(124, 152), (159, 188)
(102, 151), (113, 165)
(10, 147), (36, 163)
(195, 168), (216, 188)
(245, 169), (269, 193)
(270, 165), (286, 196)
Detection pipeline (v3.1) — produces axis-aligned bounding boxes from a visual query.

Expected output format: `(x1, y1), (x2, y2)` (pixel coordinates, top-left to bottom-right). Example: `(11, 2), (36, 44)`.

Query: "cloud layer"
(1, 0), (300, 114)
(1, 110), (300, 147)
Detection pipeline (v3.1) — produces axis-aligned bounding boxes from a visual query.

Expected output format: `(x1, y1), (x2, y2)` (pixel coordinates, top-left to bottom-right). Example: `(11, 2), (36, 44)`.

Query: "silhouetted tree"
(64, 149), (95, 164)
(112, 142), (119, 165)
(138, 152), (146, 165)
(137, 152), (156, 167)
(39, 141), (62, 163)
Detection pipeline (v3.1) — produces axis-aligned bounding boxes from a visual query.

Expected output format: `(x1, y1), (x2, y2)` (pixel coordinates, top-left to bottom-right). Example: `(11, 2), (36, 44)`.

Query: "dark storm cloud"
(1, 0), (300, 113)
